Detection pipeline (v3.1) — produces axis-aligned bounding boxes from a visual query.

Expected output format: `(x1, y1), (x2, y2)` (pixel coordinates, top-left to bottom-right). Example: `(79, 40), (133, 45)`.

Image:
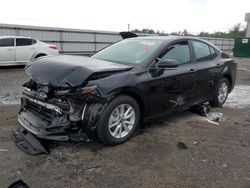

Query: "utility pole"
(245, 13), (250, 38)
(128, 24), (130, 32)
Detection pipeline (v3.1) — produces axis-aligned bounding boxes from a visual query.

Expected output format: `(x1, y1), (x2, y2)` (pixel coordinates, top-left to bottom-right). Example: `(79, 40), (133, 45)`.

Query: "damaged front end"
(13, 55), (132, 154)
(13, 79), (106, 154)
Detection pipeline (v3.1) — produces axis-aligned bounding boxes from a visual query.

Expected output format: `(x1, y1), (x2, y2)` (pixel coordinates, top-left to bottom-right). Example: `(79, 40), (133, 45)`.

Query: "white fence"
(0, 24), (234, 55)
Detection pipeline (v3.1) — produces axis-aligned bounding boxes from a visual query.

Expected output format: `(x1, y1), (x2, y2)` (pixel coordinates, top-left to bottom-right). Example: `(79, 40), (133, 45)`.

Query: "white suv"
(0, 36), (59, 66)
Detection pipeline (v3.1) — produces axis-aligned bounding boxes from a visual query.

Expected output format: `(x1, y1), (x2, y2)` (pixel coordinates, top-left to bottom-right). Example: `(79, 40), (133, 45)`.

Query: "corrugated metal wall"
(200, 37), (234, 51)
(0, 23), (234, 55)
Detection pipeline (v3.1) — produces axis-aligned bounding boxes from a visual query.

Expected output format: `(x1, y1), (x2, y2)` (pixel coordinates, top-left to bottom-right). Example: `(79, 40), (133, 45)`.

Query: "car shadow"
(40, 110), (197, 155)
(42, 139), (104, 155)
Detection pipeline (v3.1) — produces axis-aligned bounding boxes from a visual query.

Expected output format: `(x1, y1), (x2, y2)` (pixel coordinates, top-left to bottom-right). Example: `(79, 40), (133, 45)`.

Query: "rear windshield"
(92, 39), (163, 64)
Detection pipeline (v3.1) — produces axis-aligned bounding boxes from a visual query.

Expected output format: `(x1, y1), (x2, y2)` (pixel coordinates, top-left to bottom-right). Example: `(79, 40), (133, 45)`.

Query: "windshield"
(92, 39), (164, 64)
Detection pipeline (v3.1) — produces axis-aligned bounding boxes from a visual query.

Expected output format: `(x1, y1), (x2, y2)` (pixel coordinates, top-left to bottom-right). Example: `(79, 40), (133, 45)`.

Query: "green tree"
(169, 32), (180, 35)
(131, 23), (246, 38)
(228, 23), (245, 38)
(182, 29), (189, 36)
(199, 32), (210, 37)
(131, 28), (167, 35)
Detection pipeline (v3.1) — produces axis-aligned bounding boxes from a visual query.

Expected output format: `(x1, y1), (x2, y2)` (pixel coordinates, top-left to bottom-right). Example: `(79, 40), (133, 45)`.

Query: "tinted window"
(92, 39), (164, 64)
(210, 46), (217, 58)
(0, 38), (14, 47)
(192, 41), (211, 62)
(160, 41), (190, 65)
(16, 38), (34, 46)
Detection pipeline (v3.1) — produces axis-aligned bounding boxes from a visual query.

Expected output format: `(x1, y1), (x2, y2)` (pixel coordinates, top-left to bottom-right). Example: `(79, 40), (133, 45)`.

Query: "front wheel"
(210, 78), (230, 107)
(97, 95), (140, 145)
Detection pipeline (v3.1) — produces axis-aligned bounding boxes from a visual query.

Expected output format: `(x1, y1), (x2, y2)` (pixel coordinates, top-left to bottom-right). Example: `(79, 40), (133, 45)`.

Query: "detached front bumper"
(14, 94), (89, 155)
(14, 87), (106, 154)
(17, 95), (89, 141)
(12, 126), (48, 155)
(14, 100), (88, 155)
(17, 109), (71, 141)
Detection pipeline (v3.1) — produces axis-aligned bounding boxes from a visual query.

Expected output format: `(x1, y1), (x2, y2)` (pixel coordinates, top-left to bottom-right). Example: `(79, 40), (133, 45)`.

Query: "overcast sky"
(0, 0), (249, 34)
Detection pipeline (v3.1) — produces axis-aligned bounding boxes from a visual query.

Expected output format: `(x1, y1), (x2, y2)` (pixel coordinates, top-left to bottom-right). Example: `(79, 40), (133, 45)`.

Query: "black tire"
(97, 95), (140, 145)
(210, 78), (230, 107)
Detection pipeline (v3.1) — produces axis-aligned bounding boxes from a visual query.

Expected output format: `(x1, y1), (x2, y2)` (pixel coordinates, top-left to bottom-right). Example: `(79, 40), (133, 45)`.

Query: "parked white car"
(0, 36), (59, 66)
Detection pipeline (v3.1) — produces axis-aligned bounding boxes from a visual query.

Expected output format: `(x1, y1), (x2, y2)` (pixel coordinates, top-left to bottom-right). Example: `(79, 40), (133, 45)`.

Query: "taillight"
(49, 44), (57, 50)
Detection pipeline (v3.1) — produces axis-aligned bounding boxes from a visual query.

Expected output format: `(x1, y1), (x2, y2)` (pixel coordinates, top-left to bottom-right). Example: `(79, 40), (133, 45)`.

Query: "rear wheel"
(210, 78), (230, 107)
(97, 95), (140, 145)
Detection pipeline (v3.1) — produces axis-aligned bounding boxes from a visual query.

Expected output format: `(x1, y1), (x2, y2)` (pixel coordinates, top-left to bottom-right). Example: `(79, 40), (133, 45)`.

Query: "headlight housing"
(79, 85), (97, 95)
(54, 85), (97, 96)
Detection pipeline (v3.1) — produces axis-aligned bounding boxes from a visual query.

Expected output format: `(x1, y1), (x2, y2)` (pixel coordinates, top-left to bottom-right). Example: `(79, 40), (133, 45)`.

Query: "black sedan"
(14, 35), (237, 152)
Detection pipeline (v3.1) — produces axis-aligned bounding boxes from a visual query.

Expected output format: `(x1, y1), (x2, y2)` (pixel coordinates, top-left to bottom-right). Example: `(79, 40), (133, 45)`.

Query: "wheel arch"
(222, 73), (232, 92)
(34, 53), (47, 59)
(30, 52), (47, 62)
(109, 87), (146, 121)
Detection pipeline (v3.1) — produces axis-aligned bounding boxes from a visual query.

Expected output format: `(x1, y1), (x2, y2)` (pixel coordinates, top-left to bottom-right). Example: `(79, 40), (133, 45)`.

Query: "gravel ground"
(0, 57), (250, 188)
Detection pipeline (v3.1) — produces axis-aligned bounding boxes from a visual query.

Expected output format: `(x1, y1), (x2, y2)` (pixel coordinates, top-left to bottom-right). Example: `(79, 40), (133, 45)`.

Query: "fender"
(220, 59), (236, 92)
(107, 86), (149, 117)
(221, 64), (229, 75)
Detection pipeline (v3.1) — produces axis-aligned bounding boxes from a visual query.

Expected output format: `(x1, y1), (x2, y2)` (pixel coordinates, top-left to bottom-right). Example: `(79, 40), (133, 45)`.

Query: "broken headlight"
(79, 85), (97, 95)
(54, 85), (97, 96)
(54, 89), (72, 96)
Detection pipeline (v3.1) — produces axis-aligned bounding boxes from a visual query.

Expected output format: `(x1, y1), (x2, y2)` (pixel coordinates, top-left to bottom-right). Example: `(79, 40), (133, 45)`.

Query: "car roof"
(129, 35), (202, 42)
(0, 36), (31, 39)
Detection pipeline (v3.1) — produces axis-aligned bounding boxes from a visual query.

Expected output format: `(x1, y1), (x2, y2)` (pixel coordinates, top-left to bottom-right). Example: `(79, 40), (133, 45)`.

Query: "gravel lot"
(0, 57), (250, 188)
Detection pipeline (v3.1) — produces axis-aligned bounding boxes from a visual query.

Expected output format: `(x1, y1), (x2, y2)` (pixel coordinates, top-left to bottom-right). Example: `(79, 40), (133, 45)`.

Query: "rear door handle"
(7, 48), (13, 51)
(189, 68), (195, 73)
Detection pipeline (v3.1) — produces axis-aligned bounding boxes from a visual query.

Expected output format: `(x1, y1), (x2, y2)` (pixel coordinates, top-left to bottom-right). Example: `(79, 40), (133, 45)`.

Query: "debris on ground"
(8, 179), (29, 188)
(191, 104), (224, 125)
(85, 165), (101, 172)
(206, 112), (224, 125)
(177, 142), (188, 150)
(193, 141), (198, 145)
(191, 103), (211, 117)
(12, 127), (48, 155)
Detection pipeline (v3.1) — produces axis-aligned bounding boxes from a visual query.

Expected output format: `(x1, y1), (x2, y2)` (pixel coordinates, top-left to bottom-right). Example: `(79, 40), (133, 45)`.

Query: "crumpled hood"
(25, 55), (132, 88)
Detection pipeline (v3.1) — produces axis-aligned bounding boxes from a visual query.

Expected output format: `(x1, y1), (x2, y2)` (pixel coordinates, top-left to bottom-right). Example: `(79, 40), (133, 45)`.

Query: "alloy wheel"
(108, 104), (135, 139)
(218, 82), (229, 103)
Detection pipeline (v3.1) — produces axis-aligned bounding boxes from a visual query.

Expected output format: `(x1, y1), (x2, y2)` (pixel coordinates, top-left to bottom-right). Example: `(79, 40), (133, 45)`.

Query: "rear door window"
(209, 46), (217, 58)
(192, 41), (212, 62)
(16, 38), (34, 46)
(0, 38), (14, 47)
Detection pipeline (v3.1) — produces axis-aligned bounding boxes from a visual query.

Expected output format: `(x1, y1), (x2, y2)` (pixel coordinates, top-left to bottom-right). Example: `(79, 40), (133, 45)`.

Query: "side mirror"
(158, 59), (179, 68)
